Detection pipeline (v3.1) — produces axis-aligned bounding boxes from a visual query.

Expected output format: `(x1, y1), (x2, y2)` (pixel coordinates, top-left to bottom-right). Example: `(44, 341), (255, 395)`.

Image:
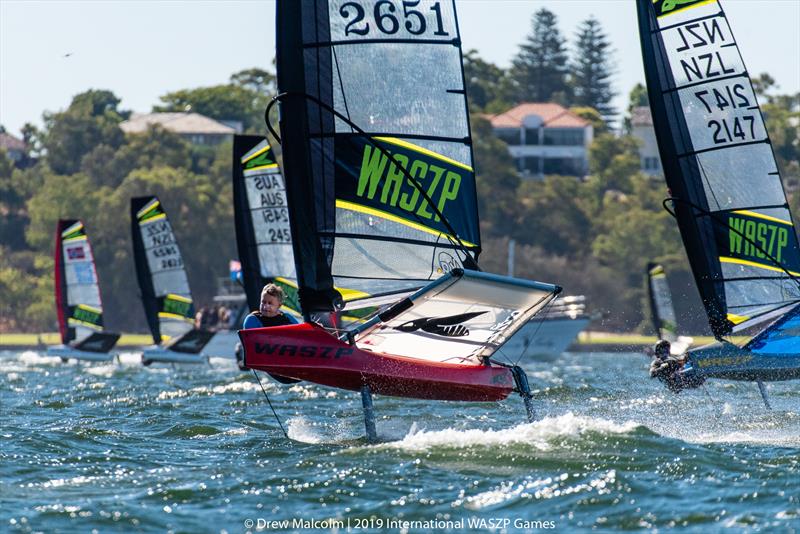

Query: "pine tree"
(570, 16), (616, 121)
(509, 8), (570, 103)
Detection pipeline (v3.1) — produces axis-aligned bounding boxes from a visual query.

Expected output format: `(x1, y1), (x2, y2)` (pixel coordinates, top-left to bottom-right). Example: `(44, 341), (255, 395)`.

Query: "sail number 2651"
(340, 1), (448, 37)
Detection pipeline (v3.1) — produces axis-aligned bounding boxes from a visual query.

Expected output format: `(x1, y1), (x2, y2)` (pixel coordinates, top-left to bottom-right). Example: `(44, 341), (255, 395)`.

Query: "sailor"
(649, 340), (705, 393)
(243, 283), (299, 328)
(237, 283), (299, 380)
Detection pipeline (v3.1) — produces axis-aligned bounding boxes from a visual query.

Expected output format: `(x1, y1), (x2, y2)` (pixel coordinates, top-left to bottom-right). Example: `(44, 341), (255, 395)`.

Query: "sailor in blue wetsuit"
(243, 283), (299, 329)
(236, 283), (298, 370)
(649, 340), (705, 393)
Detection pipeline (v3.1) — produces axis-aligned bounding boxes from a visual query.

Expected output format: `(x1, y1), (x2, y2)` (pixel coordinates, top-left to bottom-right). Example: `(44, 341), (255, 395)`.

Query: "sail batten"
(638, 0), (800, 339)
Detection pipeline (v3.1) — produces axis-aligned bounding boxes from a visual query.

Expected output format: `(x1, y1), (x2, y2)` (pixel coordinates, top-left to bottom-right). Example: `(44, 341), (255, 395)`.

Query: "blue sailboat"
(638, 0), (800, 402)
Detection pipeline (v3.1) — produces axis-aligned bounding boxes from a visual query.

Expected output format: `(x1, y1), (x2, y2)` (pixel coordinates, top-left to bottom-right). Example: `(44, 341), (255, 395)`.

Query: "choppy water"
(1, 348), (799, 533)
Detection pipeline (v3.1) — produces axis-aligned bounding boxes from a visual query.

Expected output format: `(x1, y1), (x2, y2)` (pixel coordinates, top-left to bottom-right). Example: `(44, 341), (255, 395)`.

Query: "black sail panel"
(637, 0), (800, 338)
(276, 0), (480, 315)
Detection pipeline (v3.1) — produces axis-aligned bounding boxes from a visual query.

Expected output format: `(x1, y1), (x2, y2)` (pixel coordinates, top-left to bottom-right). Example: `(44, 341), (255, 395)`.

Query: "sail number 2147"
(339, 1), (448, 37)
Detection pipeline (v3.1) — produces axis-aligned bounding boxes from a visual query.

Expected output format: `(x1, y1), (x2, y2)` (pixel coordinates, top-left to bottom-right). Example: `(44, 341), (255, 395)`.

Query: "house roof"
(489, 103), (590, 129)
(0, 132), (26, 152)
(631, 106), (653, 126)
(120, 112), (237, 135)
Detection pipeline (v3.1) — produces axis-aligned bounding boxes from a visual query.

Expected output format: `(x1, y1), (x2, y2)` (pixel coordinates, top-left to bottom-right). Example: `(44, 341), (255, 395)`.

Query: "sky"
(1, 0), (798, 137)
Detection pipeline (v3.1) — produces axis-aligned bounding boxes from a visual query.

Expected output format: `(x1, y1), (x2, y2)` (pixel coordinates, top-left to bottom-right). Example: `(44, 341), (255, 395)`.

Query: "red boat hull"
(238, 323), (514, 401)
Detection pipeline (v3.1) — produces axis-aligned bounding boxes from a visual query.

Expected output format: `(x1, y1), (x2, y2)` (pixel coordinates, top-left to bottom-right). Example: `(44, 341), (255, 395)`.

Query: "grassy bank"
(0, 333), (153, 347)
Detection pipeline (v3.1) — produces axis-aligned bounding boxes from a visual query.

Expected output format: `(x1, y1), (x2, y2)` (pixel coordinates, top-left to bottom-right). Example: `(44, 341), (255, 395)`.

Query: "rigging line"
(264, 93), (479, 270)
(662, 197), (800, 290)
(252, 369), (289, 439)
(513, 292), (559, 367)
(331, 45), (352, 132)
(696, 156), (723, 212)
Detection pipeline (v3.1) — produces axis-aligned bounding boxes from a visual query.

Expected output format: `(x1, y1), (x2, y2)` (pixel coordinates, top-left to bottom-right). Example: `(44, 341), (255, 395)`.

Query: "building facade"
(120, 112), (240, 145)
(489, 103), (593, 179)
(630, 106), (663, 176)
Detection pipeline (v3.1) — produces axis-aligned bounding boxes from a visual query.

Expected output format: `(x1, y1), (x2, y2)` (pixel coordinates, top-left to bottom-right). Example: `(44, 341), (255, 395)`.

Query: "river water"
(1, 348), (798, 532)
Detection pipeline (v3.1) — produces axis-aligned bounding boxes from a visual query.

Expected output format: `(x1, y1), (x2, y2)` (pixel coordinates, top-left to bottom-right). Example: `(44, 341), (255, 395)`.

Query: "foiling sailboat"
(131, 196), (213, 365)
(48, 219), (120, 362)
(647, 263), (693, 355)
(238, 0), (561, 440)
(638, 0), (800, 405)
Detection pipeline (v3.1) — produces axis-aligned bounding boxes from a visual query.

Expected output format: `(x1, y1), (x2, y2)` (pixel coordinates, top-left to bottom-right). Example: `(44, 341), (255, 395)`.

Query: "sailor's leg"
(757, 381), (772, 410)
(360, 385), (378, 443)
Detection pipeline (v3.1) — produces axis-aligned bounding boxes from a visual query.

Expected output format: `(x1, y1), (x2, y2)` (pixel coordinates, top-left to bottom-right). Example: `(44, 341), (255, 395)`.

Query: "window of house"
(543, 129), (585, 146)
(524, 128), (540, 145)
(495, 128), (520, 146)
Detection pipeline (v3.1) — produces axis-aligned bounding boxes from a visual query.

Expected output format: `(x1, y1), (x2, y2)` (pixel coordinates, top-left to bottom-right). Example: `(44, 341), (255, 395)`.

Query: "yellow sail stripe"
(246, 163), (279, 173)
(274, 276), (370, 302)
(655, 0), (716, 18)
(373, 137), (473, 172)
(158, 312), (194, 322)
(726, 313), (749, 325)
(76, 304), (102, 314)
(719, 256), (800, 277)
(336, 199), (477, 248)
(136, 198), (161, 220)
(242, 143), (272, 164)
(649, 265), (665, 277)
(731, 210), (793, 226)
(141, 212), (166, 223)
(67, 318), (103, 330)
(62, 235), (88, 244)
(61, 221), (84, 239)
(165, 293), (192, 304)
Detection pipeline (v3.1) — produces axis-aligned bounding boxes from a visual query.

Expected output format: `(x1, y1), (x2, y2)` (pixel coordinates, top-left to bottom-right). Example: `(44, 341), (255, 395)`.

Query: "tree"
(623, 83), (650, 133)
(230, 68), (276, 95)
(508, 8), (570, 103)
(570, 16), (616, 121)
(570, 106), (608, 135)
(463, 50), (511, 112)
(470, 115), (523, 237)
(43, 89), (127, 175)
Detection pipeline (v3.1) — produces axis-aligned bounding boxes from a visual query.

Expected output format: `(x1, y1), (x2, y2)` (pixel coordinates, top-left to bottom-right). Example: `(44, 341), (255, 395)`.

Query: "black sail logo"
(395, 311), (487, 338)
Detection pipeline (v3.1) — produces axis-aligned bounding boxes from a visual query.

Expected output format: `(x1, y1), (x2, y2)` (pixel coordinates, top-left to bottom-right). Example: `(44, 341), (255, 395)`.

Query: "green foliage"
(569, 106), (608, 135)
(570, 17), (616, 120)
(623, 83), (649, 133)
(463, 50), (513, 112)
(43, 90), (127, 176)
(509, 8), (570, 103)
(470, 116), (523, 237)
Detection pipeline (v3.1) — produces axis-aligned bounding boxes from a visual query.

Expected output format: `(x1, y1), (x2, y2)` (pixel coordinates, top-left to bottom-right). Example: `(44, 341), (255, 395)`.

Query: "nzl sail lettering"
(668, 18), (737, 83)
(357, 144), (461, 221)
(728, 215), (789, 263)
(253, 343), (353, 359)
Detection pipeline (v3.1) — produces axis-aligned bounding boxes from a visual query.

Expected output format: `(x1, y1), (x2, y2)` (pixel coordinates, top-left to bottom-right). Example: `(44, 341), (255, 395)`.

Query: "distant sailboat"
(638, 0), (800, 401)
(238, 0), (561, 440)
(48, 219), (120, 362)
(647, 263), (693, 355)
(130, 196), (213, 365)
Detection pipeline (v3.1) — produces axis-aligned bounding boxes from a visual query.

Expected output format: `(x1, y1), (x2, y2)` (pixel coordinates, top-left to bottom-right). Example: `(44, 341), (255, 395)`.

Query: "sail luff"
(54, 220), (71, 344)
